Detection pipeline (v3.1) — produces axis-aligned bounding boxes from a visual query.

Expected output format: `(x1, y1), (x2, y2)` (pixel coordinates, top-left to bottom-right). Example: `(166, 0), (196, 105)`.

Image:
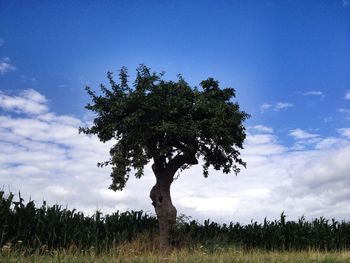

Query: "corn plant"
(1, 191), (349, 251)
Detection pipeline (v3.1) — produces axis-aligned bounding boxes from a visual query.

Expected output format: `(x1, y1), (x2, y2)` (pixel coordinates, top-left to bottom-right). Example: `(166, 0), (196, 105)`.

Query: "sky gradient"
(0, 0), (350, 223)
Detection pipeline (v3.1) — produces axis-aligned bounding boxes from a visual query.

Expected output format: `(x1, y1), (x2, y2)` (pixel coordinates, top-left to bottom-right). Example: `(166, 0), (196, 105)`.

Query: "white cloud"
(260, 103), (272, 112)
(345, 91), (350, 100)
(315, 137), (343, 150)
(274, 102), (293, 111)
(244, 133), (286, 156)
(323, 117), (333, 123)
(1, 89), (350, 224)
(260, 102), (293, 113)
(289, 145), (350, 193)
(20, 75), (37, 83)
(0, 88), (153, 217)
(0, 57), (16, 75)
(303, 91), (323, 96)
(302, 91), (325, 100)
(338, 128), (350, 137)
(289, 129), (319, 140)
(21, 89), (47, 103)
(339, 108), (350, 120)
(289, 129), (323, 150)
(0, 89), (48, 115)
(252, 125), (274, 133)
(175, 132), (350, 223)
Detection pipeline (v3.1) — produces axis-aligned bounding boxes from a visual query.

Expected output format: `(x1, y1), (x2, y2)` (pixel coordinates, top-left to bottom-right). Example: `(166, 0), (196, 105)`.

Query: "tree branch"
(166, 152), (198, 175)
(152, 155), (166, 174)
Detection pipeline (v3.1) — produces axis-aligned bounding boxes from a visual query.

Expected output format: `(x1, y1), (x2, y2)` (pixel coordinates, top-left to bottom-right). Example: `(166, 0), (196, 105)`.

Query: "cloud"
(289, 129), (345, 151)
(1, 89), (350, 224)
(275, 102), (293, 111)
(288, 145), (350, 196)
(314, 137), (343, 150)
(260, 103), (272, 112)
(20, 75), (37, 83)
(323, 117), (333, 123)
(0, 89), (48, 115)
(260, 102), (293, 113)
(0, 88), (153, 217)
(175, 126), (350, 223)
(252, 125), (274, 133)
(0, 57), (16, 75)
(339, 108), (350, 120)
(345, 91), (350, 100)
(289, 129), (319, 140)
(302, 91), (323, 96)
(338, 128), (350, 137)
(302, 91), (325, 100)
(288, 129), (336, 150)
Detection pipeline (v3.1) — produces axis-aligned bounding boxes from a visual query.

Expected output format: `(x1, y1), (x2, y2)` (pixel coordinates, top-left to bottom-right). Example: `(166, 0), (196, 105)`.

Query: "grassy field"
(2, 192), (350, 262)
(2, 238), (350, 263)
(1, 246), (350, 263)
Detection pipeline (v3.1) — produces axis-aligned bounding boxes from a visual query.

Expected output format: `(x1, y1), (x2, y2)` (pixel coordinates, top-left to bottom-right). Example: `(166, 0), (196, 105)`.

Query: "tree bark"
(150, 164), (177, 250)
(150, 153), (198, 250)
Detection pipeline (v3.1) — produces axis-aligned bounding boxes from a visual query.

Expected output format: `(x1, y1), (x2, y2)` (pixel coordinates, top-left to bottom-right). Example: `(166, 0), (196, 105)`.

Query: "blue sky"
(0, 1), (350, 223)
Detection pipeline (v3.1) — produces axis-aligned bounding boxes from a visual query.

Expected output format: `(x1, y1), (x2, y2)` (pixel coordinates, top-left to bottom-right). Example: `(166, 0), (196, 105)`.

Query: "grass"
(2, 192), (350, 262)
(1, 242), (350, 263)
(1, 249), (350, 263)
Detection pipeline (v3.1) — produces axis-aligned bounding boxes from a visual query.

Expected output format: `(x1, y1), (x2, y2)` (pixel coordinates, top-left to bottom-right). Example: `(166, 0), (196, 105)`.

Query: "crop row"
(1, 191), (349, 250)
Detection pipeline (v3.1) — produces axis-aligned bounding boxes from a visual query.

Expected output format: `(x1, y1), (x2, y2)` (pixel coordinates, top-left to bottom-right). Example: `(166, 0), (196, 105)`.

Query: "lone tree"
(80, 65), (249, 249)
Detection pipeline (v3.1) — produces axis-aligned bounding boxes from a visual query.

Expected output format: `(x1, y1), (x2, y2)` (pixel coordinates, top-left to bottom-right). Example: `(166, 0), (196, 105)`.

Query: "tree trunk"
(150, 166), (177, 250)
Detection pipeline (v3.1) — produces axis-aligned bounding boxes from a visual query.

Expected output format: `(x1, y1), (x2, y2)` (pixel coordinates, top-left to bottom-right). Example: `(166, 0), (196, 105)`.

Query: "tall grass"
(175, 213), (350, 250)
(1, 191), (350, 252)
(1, 246), (350, 263)
(0, 191), (157, 251)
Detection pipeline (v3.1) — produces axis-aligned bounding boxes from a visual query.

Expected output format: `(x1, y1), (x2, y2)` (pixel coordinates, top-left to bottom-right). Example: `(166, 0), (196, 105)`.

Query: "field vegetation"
(2, 247), (350, 263)
(1, 191), (350, 262)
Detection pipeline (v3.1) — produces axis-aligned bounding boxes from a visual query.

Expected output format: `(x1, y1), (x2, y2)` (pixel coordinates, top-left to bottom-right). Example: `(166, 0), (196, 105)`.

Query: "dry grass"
(1, 241), (350, 263)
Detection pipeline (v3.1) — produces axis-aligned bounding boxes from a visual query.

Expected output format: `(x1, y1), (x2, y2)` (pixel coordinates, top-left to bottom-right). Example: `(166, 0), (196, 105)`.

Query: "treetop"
(80, 65), (249, 190)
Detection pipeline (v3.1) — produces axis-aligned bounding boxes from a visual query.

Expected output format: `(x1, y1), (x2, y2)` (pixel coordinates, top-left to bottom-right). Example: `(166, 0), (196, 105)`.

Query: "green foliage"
(0, 191), (157, 251)
(176, 213), (350, 251)
(80, 65), (249, 190)
(1, 192), (350, 252)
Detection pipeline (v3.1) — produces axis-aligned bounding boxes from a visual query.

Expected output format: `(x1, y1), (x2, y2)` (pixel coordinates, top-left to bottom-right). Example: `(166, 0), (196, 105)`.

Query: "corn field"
(0, 191), (157, 251)
(1, 191), (350, 251)
(175, 215), (350, 250)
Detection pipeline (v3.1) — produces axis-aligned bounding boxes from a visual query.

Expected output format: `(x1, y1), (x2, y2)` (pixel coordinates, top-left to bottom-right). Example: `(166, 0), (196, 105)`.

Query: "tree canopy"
(80, 65), (249, 191)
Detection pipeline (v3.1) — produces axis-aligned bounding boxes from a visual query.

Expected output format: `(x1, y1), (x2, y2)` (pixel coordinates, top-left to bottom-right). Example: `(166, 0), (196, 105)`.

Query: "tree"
(80, 65), (249, 249)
